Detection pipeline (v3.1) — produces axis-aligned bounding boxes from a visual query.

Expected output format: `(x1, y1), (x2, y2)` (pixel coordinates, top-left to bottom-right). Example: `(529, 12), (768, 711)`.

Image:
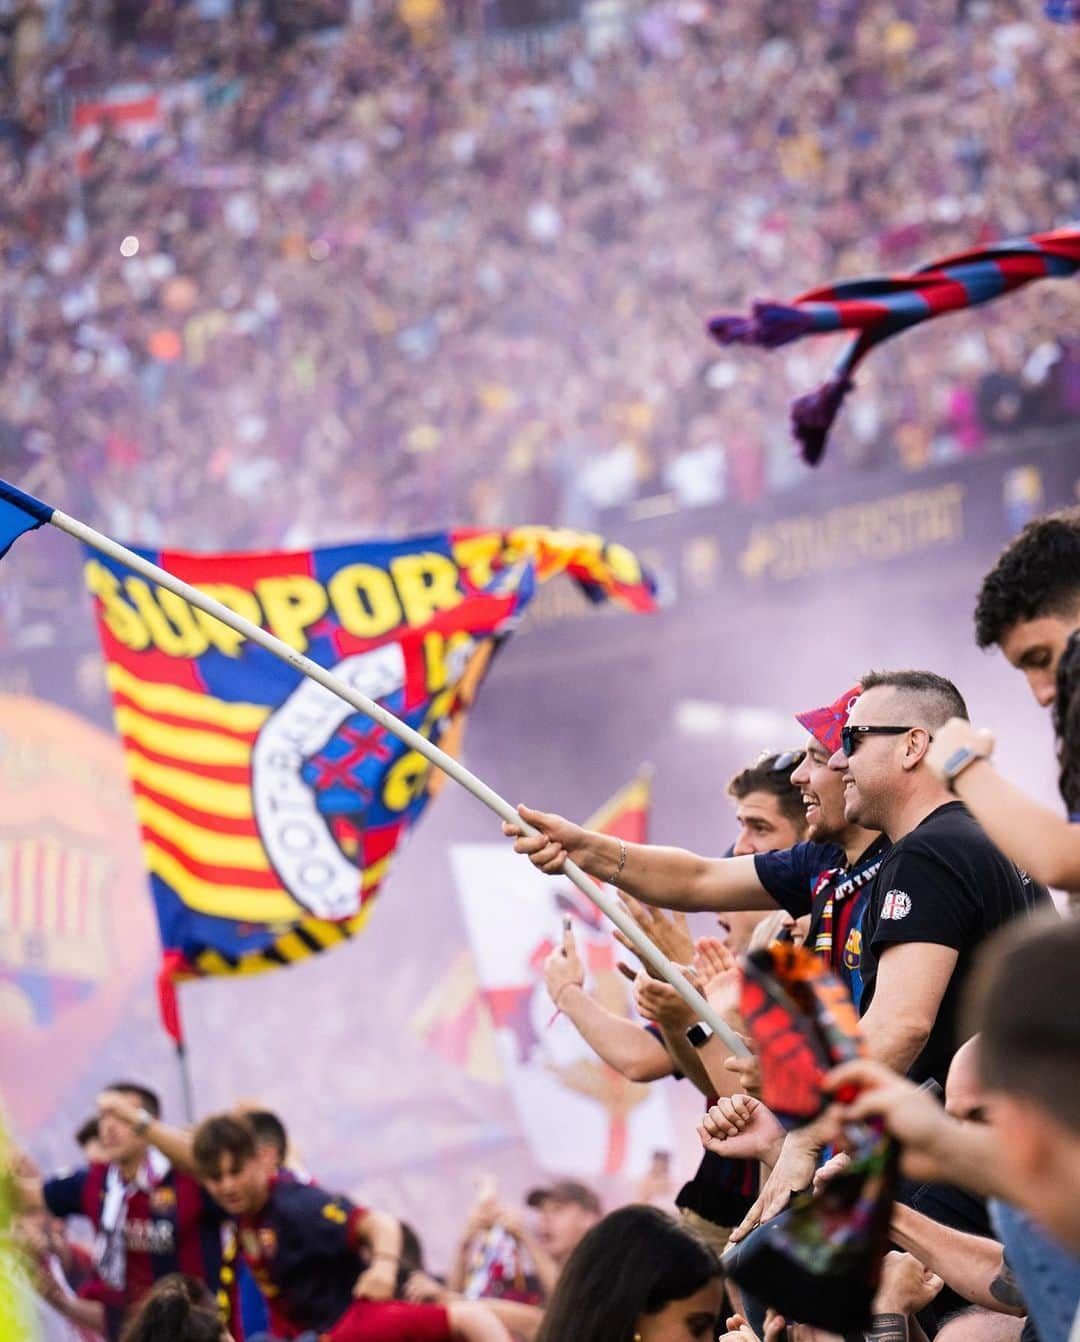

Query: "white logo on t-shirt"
(881, 889), (912, 920)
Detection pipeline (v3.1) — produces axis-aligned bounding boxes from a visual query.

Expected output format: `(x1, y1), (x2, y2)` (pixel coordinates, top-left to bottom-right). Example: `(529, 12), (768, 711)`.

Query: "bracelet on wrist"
(867, 1312), (907, 1342)
(554, 981), (583, 1011)
(610, 838), (627, 888)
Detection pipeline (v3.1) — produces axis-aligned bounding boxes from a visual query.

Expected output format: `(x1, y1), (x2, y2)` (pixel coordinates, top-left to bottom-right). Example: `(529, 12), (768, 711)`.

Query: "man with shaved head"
(826, 669), (1045, 1085)
(734, 669), (1049, 1245)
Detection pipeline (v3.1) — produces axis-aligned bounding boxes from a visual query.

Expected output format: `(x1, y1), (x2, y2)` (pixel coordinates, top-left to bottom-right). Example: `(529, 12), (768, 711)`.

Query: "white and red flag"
(450, 773), (674, 1178)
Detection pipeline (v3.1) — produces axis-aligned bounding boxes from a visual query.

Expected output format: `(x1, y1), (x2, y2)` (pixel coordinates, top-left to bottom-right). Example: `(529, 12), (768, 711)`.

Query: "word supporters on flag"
(83, 529), (656, 981)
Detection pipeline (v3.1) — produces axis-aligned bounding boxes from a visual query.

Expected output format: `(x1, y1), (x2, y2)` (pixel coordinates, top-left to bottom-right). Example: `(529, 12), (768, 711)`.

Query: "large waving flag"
(79, 528), (655, 992)
(708, 226), (1080, 465)
(1, 480), (731, 1055)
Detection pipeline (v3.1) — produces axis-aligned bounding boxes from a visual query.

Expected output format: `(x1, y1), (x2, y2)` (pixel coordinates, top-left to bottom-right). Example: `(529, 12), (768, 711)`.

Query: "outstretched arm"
(927, 719), (1080, 889)
(891, 1205), (1025, 1316)
(503, 806), (776, 914)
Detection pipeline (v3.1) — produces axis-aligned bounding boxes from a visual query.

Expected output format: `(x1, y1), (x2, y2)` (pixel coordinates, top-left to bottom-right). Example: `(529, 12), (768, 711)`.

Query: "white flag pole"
(47, 505), (749, 1057)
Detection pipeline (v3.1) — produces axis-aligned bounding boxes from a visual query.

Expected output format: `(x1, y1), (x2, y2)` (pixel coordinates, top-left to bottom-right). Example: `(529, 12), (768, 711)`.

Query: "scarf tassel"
(708, 302), (818, 350)
(791, 375), (854, 466)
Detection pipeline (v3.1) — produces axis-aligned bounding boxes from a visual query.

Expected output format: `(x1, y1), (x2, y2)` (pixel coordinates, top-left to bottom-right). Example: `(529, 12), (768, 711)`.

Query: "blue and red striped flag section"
(708, 225), (1080, 465)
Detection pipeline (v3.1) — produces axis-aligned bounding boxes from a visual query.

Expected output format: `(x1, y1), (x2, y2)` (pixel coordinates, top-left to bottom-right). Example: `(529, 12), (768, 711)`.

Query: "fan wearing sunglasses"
(823, 669), (1047, 1088)
(731, 669), (1051, 1249)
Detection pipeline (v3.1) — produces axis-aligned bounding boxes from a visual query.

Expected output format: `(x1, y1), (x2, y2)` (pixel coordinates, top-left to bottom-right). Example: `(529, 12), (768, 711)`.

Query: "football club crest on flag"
(82, 529), (656, 988)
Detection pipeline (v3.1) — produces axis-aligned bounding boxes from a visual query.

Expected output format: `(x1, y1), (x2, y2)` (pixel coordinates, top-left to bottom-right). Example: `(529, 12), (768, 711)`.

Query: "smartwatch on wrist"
(685, 1022), (713, 1049)
(942, 745), (987, 792)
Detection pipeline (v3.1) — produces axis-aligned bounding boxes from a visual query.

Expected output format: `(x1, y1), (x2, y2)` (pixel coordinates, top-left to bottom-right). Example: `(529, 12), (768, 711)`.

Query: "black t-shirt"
(643, 1026), (759, 1225)
(859, 802), (1048, 1086)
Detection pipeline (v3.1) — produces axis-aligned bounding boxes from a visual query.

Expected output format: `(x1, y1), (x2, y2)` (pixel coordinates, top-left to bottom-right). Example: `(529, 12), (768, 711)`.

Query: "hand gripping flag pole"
(0, 478), (750, 1057)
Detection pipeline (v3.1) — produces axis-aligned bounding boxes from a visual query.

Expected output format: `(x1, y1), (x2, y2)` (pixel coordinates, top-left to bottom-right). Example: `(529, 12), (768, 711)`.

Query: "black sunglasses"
(841, 724), (931, 756)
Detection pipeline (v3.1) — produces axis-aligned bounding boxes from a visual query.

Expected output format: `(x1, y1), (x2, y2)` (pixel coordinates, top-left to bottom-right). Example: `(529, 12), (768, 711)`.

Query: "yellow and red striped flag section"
(585, 767), (651, 842)
(83, 529), (656, 1006)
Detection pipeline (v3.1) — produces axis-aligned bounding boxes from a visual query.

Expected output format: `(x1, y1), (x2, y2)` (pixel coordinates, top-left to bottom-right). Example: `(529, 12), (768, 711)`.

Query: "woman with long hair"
(534, 1204), (722, 1342)
(925, 630), (1080, 893)
(119, 1275), (231, 1342)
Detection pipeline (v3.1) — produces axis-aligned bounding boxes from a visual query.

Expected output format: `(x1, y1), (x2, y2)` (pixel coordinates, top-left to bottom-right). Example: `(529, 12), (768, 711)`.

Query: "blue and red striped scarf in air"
(707, 226), (1080, 465)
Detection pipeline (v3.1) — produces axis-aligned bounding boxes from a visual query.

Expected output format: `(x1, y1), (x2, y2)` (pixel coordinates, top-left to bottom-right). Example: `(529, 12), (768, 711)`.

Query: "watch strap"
(943, 745), (986, 792)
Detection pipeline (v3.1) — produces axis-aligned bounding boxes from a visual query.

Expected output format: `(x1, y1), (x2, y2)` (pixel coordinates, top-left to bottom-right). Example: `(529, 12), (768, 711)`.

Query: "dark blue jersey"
(238, 1176), (366, 1337)
(755, 836), (889, 1008)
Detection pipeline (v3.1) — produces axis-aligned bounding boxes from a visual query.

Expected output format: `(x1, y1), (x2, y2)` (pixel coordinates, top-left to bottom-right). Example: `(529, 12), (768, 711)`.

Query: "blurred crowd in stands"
(0, 0), (1076, 651)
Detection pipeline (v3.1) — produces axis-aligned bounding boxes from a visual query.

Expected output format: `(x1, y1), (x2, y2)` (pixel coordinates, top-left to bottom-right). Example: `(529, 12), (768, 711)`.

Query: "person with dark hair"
(925, 633), (1080, 894)
(502, 689), (891, 958)
(725, 750), (810, 853)
(16, 1085), (233, 1342)
(827, 917), (1080, 1340)
(102, 1082), (162, 1120)
(535, 739), (817, 1263)
(511, 687), (886, 1005)
(1056, 631), (1080, 819)
(120, 1274), (229, 1342)
(974, 506), (1080, 708)
(189, 1113), (509, 1341)
(229, 1110), (294, 1342)
(506, 691), (893, 1243)
(533, 1204), (722, 1342)
(963, 916), (1080, 1256)
(75, 1117), (107, 1164)
(241, 1110), (289, 1173)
